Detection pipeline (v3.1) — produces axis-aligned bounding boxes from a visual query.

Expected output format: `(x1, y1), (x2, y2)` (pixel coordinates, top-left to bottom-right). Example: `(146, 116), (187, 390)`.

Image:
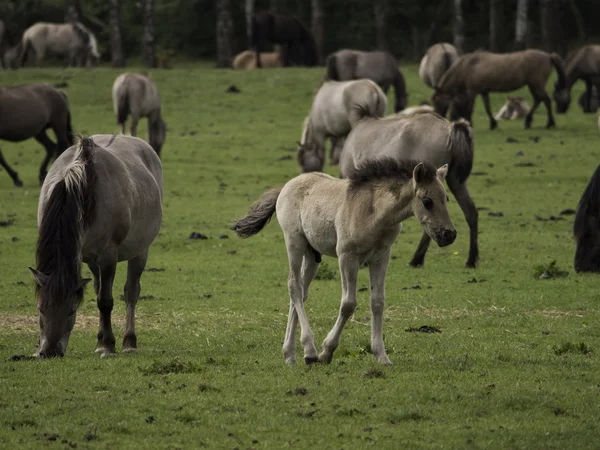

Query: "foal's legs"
(123, 252), (148, 352)
(282, 248), (320, 365)
(319, 253), (359, 363)
(369, 250), (392, 365)
(35, 130), (57, 185)
(480, 92), (497, 130)
(0, 148), (23, 187)
(525, 84), (555, 129)
(93, 259), (118, 356)
(447, 175), (479, 268)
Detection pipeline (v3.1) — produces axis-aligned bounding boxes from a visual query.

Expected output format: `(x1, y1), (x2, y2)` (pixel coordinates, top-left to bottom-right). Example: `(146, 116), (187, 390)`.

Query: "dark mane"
(348, 158), (437, 188)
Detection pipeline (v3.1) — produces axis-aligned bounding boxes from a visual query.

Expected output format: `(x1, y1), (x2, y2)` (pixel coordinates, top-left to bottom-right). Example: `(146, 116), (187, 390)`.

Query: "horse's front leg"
(369, 250), (392, 365)
(0, 148), (23, 187)
(319, 252), (359, 363)
(480, 92), (497, 130)
(35, 130), (57, 185)
(123, 252), (148, 352)
(94, 259), (117, 357)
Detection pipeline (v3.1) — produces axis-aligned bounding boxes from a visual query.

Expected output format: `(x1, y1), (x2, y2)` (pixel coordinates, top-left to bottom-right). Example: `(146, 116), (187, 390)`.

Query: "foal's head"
(411, 163), (456, 247)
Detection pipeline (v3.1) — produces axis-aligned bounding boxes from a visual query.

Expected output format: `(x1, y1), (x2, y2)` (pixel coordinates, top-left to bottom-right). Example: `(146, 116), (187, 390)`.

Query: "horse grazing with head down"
(29, 135), (163, 358)
(233, 159), (455, 365)
(112, 73), (167, 157)
(339, 111), (478, 268)
(297, 79), (387, 172)
(251, 12), (317, 68)
(433, 50), (566, 130)
(574, 164), (600, 273)
(419, 43), (459, 89)
(554, 45), (600, 114)
(0, 83), (73, 186)
(325, 49), (407, 113)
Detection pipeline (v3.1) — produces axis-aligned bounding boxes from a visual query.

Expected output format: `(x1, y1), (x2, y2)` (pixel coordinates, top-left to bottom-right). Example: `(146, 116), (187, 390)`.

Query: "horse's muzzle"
(436, 228), (457, 247)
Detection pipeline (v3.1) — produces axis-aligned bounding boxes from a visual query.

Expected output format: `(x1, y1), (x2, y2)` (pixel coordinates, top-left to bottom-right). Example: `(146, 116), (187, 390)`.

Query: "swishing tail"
(116, 87), (130, 125)
(447, 120), (474, 183)
(392, 69), (407, 112)
(348, 82), (387, 127)
(574, 164), (600, 239)
(66, 111), (74, 146)
(232, 187), (282, 238)
(19, 38), (32, 67)
(550, 53), (567, 90)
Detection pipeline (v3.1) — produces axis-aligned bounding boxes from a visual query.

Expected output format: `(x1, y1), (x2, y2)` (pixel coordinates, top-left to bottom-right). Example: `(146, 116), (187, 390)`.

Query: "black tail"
(392, 69), (407, 112)
(447, 119), (474, 183)
(232, 188), (282, 238)
(19, 38), (31, 67)
(326, 54), (339, 80)
(441, 43), (454, 74)
(117, 88), (129, 125)
(66, 111), (74, 146)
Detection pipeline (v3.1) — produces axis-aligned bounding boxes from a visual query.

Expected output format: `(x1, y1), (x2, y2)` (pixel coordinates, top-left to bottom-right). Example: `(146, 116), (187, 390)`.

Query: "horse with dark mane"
(29, 135), (163, 358)
(574, 164), (600, 272)
(0, 83), (73, 186)
(325, 49), (407, 113)
(251, 12), (317, 68)
(554, 45), (600, 113)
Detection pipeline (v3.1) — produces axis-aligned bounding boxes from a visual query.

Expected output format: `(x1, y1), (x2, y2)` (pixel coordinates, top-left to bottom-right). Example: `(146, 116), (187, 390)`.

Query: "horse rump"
(574, 164), (600, 272)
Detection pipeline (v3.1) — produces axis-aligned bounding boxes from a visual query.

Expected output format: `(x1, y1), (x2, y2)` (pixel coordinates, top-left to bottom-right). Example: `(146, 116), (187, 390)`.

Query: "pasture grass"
(1, 62), (600, 449)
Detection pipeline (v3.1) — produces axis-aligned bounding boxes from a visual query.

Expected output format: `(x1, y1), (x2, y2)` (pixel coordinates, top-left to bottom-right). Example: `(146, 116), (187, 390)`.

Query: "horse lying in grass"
(233, 159), (456, 365)
(112, 73), (167, 157)
(325, 49), (407, 113)
(494, 96), (530, 121)
(297, 79), (387, 172)
(0, 83), (73, 186)
(433, 50), (566, 130)
(29, 135), (163, 358)
(232, 48), (282, 69)
(554, 45), (600, 114)
(339, 111), (477, 268)
(419, 43), (458, 89)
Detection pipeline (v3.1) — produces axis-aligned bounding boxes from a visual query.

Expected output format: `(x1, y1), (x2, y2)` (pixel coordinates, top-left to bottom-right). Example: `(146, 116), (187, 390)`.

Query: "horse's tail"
(115, 85), (130, 125)
(392, 68), (407, 112)
(326, 53), (338, 80)
(348, 81), (387, 127)
(574, 164), (600, 239)
(441, 43), (454, 74)
(550, 52), (567, 90)
(447, 119), (474, 183)
(19, 38), (31, 67)
(57, 90), (75, 147)
(231, 187), (282, 238)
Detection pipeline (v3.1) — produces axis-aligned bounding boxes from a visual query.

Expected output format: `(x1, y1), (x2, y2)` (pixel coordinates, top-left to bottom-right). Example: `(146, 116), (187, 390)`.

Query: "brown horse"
(232, 48), (282, 70)
(0, 83), (73, 186)
(554, 45), (600, 113)
(251, 11), (317, 68)
(326, 49), (407, 113)
(433, 50), (566, 130)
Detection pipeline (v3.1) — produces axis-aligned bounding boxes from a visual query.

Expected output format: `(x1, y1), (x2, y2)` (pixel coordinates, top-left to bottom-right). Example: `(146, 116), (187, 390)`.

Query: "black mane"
(348, 158), (437, 188)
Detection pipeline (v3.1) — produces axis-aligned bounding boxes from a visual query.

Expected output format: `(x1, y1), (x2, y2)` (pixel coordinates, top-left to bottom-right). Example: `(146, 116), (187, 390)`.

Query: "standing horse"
(251, 12), (317, 68)
(232, 48), (282, 70)
(112, 73), (167, 157)
(233, 159), (455, 365)
(325, 49), (407, 113)
(29, 135), (163, 358)
(574, 164), (600, 272)
(433, 50), (566, 130)
(0, 83), (73, 186)
(419, 43), (459, 89)
(339, 111), (478, 268)
(297, 79), (387, 172)
(554, 45), (600, 114)
(20, 22), (100, 67)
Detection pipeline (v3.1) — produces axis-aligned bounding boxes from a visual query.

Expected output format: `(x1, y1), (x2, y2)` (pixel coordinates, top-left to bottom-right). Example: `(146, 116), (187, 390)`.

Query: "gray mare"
(112, 73), (167, 157)
(30, 135), (163, 358)
(419, 43), (459, 89)
(339, 111), (478, 268)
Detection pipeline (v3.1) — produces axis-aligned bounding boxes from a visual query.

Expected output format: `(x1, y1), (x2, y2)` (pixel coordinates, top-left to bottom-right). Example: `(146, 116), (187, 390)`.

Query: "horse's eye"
(422, 197), (434, 210)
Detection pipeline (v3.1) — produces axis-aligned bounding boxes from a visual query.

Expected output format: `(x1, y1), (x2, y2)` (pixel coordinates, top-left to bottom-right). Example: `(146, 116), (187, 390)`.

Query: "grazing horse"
(251, 12), (317, 68)
(419, 43), (459, 89)
(232, 48), (282, 70)
(297, 79), (387, 172)
(233, 159), (455, 365)
(20, 22), (100, 67)
(494, 96), (530, 121)
(29, 135), (163, 358)
(574, 164), (600, 272)
(339, 111), (478, 268)
(112, 73), (167, 157)
(0, 83), (73, 186)
(326, 49), (407, 113)
(554, 45), (600, 114)
(578, 86), (598, 113)
(433, 50), (566, 130)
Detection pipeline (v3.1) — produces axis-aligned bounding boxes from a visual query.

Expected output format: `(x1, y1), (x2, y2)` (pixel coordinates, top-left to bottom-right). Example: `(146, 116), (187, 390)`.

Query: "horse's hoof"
(465, 261), (478, 269)
(490, 121), (498, 130)
(408, 261), (424, 268)
(376, 355), (393, 366)
(304, 356), (319, 365)
(317, 352), (333, 364)
(14, 178), (23, 188)
(285, 357), (297, 365)
(546, 122), (556, 129)
(100, 352), (116, 358)
(122, 347), (138, 354)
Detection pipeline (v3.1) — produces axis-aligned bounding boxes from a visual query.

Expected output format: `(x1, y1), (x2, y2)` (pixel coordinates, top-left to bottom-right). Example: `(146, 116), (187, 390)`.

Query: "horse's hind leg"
(408, 232), (431, 268)
(481, 92), (498, 130)
(525, 84), (554, 129)
(0, 148), (23, 187)
(94, 259), (118, 356)
(35, 130), (58, 185)
(447, 176), (479, 268)
(122, 252), (148, 352)
(282, 248), (320, 365)
(369, 250), (392, 365)
(130, 114), (140, 137)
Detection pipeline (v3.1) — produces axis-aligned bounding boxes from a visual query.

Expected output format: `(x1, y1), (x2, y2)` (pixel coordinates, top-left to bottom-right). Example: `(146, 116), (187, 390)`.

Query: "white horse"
(494, 96), (531, 120)
(233, 159), (456, 365)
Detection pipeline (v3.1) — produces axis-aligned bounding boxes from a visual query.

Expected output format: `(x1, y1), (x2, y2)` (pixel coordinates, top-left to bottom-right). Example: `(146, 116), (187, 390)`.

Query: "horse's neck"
(371, 182), (415, 227)
(566, 54), (585, 87)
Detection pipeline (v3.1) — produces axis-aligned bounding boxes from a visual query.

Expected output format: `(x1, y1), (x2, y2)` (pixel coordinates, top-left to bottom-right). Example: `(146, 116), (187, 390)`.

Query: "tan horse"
(419, 43), (459, 89)
(554, 45), (600, 113)
(433, 50), (566, 130)
(494, 96), (530, 120)
(233, 159), (455, 365)
(339, 111), (477, 268)
(232, 47), (282, 69)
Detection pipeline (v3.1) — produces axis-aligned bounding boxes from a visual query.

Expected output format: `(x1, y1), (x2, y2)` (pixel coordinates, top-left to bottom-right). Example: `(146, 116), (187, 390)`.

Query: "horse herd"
(1, 18), (599, 364)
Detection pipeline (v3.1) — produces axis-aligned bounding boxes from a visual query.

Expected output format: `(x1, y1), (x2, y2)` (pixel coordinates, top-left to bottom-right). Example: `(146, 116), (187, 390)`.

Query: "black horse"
(574, 164), (600, 272)
(251, 11), (318, 68)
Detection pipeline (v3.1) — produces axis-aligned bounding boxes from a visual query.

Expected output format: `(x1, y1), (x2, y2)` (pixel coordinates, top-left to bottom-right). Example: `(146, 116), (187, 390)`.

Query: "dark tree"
(311, 0), (324, 64)
(373, 0), (388, 51)
(245, 0), (254, 48)
(453, 0), (465, 54)
(110, 0), (125, 67)
(215, 0), (233, 68)
(142, 0), (156, 68)
(514, 0), (529, 50)
(489, 0), (503, 52)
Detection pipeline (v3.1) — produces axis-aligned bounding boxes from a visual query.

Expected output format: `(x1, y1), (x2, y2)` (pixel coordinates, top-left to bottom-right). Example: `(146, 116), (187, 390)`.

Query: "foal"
(233, 159), (456, 365)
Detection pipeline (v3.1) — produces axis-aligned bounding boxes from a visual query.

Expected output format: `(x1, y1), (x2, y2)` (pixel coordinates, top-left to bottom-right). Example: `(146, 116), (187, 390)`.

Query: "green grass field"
(1, 64), (599, 449)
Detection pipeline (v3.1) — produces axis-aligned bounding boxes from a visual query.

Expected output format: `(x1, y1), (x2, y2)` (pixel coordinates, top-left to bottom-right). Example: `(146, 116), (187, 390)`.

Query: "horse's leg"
(95, 259), (118, 356)
(584, 80), (593, 112)
(35, 130), (57, 185)
(480, 92), (497, 130)
(369, 250), (392, 365)
(130, 114), (139, 137)
(408, 232), (431, 267)
(0, 148), (23, 187)
(88, 263), (103, 348)
(447, 176), (479, 268)
(122, 252), (148, 352)
(330, 136), (345, 166)
(524, 84), (553, 129)
(282, 248), (320, 365)
(319, 252), (359, 363)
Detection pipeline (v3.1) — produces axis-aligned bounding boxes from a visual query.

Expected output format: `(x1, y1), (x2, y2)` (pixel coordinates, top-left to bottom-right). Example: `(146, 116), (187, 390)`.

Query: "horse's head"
(432, 87), (452, 117)
(411, 163), (456, 248)
(296, 141), (324, 173)
(449, 92), (474, 123)
(553, 83), (571, 113)
(29, 267), (90, 358)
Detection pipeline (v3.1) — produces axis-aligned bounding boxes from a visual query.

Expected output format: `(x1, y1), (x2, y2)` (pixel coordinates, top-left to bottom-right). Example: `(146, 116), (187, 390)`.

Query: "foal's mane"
(36, 136), (97, 307)
(348, 158), (437, 188)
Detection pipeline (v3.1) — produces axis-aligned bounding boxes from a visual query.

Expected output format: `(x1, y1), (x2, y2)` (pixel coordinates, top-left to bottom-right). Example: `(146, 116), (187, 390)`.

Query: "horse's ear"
(437, 164), (448, 181)
(28, 267), (48, 286)
(413, 162), (426, 184)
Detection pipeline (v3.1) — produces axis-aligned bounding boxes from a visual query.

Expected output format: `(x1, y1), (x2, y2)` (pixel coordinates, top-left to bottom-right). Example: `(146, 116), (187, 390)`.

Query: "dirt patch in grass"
(0, 313), (163, 332)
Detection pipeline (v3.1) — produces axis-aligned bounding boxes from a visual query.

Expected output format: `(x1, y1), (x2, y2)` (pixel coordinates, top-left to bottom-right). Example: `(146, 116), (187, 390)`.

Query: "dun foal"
(233, 159), (456, 365)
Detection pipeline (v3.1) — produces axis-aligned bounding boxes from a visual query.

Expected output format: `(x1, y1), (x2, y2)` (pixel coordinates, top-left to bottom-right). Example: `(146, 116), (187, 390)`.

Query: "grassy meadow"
(1, 62), (599, 449)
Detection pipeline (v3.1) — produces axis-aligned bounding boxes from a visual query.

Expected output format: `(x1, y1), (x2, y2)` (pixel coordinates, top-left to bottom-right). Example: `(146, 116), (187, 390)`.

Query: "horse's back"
(232, 50), (255, 69)
(420, 43), (459, 88)
(113, 73), (160, 116)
